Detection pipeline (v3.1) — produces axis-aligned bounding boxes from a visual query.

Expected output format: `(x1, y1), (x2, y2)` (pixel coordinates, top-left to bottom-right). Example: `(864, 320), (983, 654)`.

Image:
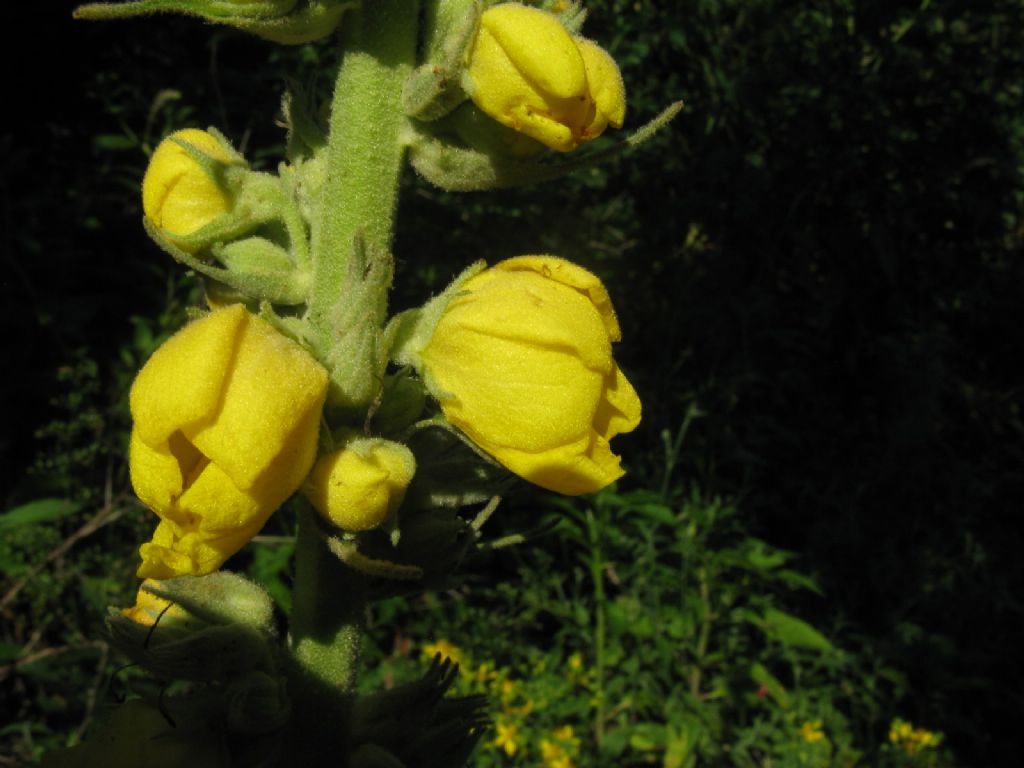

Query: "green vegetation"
(3, 0), (1022, 765)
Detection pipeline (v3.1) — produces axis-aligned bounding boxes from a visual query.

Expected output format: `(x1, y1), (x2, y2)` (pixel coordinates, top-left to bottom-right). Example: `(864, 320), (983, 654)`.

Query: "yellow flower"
(551, 725), (576, 744)
(129, 304), (328, 578)
(493, 719), (520, 758)
(422, 639), (467, 668)
(142, 128), (235, 244)
(540, 738), (574, 768)
(799, 720), (826, 743)
(303, 438), (415, 532)
(465, 3), (625, 151)
(421, 256), (641, 495)
(889, 718), (942, 754)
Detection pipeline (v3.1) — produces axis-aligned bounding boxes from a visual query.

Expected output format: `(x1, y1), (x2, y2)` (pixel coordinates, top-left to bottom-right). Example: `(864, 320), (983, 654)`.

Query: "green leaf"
(628, 722), (666, 751)
(762, 609), (834, 652)
(93, 133), (138, 151)
(749, 662), (791, 708)
(0, 643), (24, 663)
(0, 499), (81, 531)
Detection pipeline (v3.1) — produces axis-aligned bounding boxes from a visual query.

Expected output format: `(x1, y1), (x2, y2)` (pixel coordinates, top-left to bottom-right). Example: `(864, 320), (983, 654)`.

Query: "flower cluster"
(58, 0), (647, 765)
(889, 718), (943, 755)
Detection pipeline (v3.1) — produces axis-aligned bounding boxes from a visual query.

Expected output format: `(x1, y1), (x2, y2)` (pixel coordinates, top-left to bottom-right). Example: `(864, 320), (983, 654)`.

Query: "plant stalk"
(286, 2), (418, 762)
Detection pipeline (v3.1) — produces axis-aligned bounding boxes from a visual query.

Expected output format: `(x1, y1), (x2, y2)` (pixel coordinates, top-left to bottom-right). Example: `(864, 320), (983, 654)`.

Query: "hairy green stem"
(286, 2), (417, 762)
(306, 0), (417, 411)
(287, 506), (367, 764)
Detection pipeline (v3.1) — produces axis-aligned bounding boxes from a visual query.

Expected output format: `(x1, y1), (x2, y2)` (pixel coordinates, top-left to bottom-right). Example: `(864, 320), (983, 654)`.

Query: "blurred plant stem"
(585, 504), (608, 750)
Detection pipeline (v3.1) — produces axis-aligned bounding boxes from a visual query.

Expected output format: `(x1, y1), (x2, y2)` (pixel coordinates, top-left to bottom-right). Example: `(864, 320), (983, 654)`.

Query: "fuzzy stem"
(286, 3), (418, 762)
(287, 506), (367, 764)
(306, 0), (418, 412)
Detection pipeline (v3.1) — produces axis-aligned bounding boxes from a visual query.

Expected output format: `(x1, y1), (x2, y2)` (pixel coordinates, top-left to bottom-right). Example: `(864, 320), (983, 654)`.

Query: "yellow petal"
(576, 37), (627, 132)
(495, 255), (622, 340)
(593, 363), (642, 438)
(477, 4), (586, 100)
(130, 304), (246, 447)
(187, 310), (328, 490)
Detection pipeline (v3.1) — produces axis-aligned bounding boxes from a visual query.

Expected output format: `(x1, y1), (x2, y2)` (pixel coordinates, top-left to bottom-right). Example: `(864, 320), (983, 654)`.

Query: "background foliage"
(3, 0), (1023, 765)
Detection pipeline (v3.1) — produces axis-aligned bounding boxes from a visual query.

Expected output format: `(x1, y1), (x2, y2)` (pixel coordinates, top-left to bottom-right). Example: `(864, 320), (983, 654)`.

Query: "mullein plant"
(51, 1), (679, 765)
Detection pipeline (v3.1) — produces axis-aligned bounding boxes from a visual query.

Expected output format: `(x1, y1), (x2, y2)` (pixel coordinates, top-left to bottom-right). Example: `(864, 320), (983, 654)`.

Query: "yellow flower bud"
(421, 256), (641, 495)
(142, 128), (234, 243)
(466, 4), (626, 152)
(129, 304), (328, 578)
(304, 439), (416, 532)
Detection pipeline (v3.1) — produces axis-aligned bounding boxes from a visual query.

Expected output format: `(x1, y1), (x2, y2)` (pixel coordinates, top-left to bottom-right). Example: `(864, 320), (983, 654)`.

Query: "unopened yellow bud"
(142, 129), (234, 243)
(465, 4), (626, 151)
(304, 439), (416, 532)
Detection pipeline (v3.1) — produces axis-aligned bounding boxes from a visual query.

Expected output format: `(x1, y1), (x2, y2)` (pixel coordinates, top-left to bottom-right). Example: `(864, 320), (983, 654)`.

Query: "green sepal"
(436, 103), (545, 158)
(282, 87), (327, 162)
(75, 0), (298, 20)
(402, 0), (479, 121)
(145, 219), (311, 305)
(350, 656), (489, 768)
(387, 260), (485, 370)
(326, 535), (425, 581)
(408, 100), (684, 191)
(74, 0), (354, 45)
(142, 572), (278, 634)
(322, 232), (393, 417)
(106, 613), (277, 682)
(369, 369), (427, 436)
(542, 0), (586, 33)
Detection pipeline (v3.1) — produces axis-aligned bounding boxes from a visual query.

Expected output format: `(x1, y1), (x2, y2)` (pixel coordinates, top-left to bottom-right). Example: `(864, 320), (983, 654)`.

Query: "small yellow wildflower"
(889, 718), (942, 754)
(568, 653), (583, 673)
(493, 719), (520, 758)
(540, 738), (574, 768)
(500, 678), (517, 701)
(551, 725), (577, 745)
(799, 720), (826, 743)
(422, 639), (467, 668)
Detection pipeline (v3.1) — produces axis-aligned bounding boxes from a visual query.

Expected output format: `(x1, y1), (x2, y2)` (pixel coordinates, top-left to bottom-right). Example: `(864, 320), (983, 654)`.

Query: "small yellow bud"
(304, 439), (416, 532)
(466, 4), (626, 152)
(142, 128), (234, 243)
(129, 304), (328, 578)
(420, 256), (641, 495)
